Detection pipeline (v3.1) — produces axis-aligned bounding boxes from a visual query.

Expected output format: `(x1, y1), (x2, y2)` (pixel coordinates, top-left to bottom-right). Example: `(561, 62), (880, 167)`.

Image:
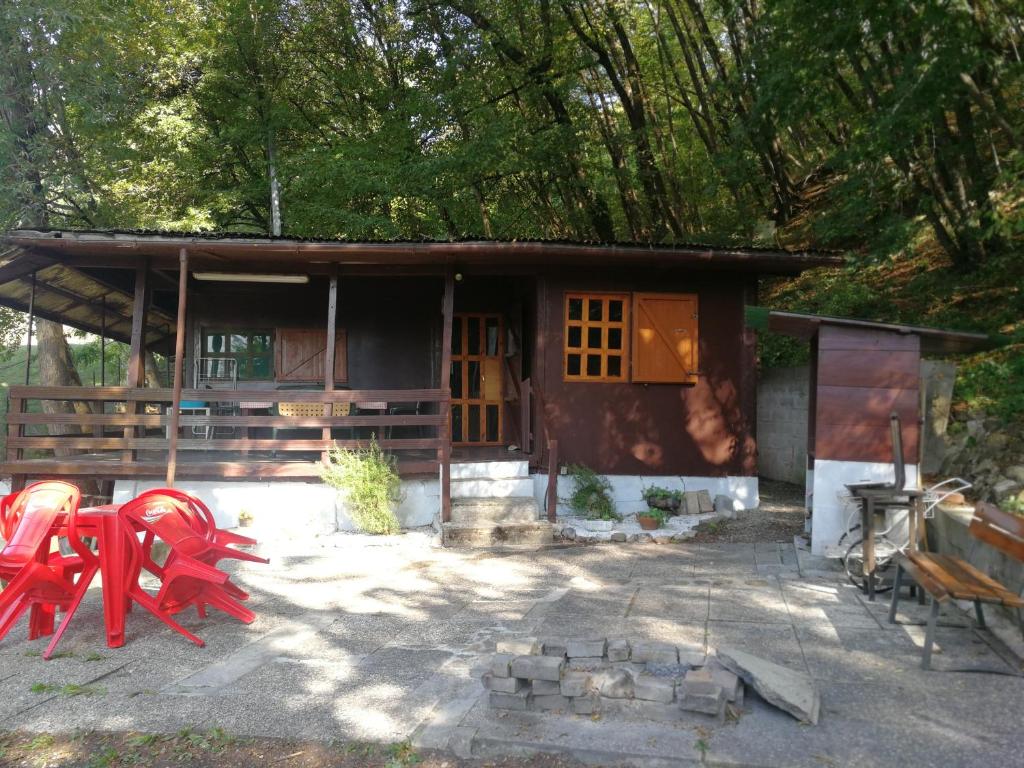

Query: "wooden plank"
(439, 271), (454, 523)
(817, 349), (920, 389)
(9, 436), (442, 451)
(166, 247), (188, 485)
(929, 553), (1018, 604)
(8, 386), (445, 403)
(970, 502), (1024, 561)
(815, 385), (919, 425)
(818, 325), (921, 352)
(124, 259), (150, 461)
(899, 555), (951, 601)
(0, 458), (439, 479)
(6, 397), (23, 463)
(631, 292), (697, 384)
(814, 424), (919, 464)
(323, 270), (338, 461)
(9, 413), (446, 428)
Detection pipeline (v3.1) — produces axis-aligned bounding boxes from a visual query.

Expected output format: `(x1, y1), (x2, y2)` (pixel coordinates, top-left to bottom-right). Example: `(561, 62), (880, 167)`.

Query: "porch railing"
(3, 385), (449, 480)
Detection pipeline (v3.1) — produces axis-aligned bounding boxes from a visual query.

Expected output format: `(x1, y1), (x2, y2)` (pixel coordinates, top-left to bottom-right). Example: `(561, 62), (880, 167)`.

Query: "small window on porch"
(202, 329), (274, 381)
(563, 293), (629, 382)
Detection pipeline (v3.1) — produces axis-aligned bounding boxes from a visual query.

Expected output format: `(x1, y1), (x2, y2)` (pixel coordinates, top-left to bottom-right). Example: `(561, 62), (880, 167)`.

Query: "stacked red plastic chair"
(0, 481), (95, 659)
(134, 487), (267, 605)
(118, 493), (262, 647)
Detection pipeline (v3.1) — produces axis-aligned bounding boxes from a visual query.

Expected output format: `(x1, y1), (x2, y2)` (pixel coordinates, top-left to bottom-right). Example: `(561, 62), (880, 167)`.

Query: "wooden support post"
(166, 249), (189, 486)
(322, 268), (338, 463)
(100, 296), (106, 386)
(546, 439), (558, 522)
(438, 271), (455, 523)
(24, 271), (36, 385)
(124, 259), (150, 461)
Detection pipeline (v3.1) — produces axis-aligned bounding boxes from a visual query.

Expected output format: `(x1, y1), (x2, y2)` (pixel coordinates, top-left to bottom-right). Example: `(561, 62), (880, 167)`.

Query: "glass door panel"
(451, 313), (504, 446)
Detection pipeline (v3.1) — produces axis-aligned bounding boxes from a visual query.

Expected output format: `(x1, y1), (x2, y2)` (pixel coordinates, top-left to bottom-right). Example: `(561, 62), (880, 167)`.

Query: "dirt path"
(691, 479), (805, 543)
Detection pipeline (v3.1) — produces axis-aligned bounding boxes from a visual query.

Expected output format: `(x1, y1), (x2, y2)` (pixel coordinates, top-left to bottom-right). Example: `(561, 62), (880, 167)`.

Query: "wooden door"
(450, 313), (503, 445)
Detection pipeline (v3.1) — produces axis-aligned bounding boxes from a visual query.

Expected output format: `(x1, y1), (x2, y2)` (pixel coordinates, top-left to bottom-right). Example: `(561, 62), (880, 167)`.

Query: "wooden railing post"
(439, 271), (455, 523)
(166, 248), (188, 486)
(124, 259), (150, 462)
(7, 395), (25, 492)
(323, 268), (338, 463)
(546, 439), (558, 522)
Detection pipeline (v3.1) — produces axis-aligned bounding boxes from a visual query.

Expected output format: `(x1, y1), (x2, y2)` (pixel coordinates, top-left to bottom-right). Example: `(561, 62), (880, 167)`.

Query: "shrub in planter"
(318, 436), (403, 535)
(642, 485), (682, 513)
(637, 508), (668, 530)
(566, 464), (620, 521)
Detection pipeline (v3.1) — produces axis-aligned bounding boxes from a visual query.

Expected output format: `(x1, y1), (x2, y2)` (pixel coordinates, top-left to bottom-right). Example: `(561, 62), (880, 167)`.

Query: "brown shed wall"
(813, 325), (920, 463)
(537, 271), (757, 477)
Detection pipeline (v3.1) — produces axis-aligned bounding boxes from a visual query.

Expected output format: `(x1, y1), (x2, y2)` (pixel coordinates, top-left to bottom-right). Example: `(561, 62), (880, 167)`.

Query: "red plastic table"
(56, 504), (132, 648)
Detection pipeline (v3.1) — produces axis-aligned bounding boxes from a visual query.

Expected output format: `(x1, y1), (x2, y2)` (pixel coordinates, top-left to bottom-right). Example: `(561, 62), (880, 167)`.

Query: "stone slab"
(483, 675), (524, 694)
(716, 647), (820, 724)
(560, 671), (591, 698)
(630, 641), (678, 664)
(566, 638), (607, 658)
(489, 653), (514, 678)
(633, 675), (675, 703)
(496, 637), (541, 656)
(531, 694), (571, 712)
(531, 680), (560, 696)
(595, 668), (634, 698)
(489, 690), (531, 711)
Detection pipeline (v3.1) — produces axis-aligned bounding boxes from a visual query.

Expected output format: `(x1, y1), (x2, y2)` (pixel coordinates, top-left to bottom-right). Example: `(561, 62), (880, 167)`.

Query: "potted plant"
(566, 464), (620, 530)
(642, 486), (682, 513)
(637, 507), (667, 530)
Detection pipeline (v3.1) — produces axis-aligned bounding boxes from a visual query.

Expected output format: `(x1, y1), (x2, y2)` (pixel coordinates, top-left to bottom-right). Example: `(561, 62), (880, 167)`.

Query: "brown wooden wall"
(537, 270), (758, 477)
(813, 325), (920, 463)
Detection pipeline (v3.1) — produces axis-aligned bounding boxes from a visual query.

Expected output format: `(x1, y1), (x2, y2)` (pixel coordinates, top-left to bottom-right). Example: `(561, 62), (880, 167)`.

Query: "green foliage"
(954, 348), (1024, 422)
(318, 437), (402, 535)
(639, 508), (668, 527)
(642, 486), (682, 504)
(565, 464), (619, 521)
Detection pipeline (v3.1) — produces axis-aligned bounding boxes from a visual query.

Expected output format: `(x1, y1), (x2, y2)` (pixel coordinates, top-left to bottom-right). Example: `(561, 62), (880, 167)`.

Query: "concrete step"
(450, 496), (539, 525)
(450, 460), (529, 481)
(451, 476), (534, 499)
(441, 521), (554, 549)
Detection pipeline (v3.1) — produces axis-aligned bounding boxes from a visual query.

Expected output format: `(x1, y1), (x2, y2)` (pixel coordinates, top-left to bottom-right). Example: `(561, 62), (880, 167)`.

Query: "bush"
(318, 437), (402, 535)
(565, 464), (619, 521)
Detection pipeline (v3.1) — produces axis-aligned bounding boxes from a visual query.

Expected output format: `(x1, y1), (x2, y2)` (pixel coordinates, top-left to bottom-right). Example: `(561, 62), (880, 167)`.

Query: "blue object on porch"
(177, 400), (208, 408)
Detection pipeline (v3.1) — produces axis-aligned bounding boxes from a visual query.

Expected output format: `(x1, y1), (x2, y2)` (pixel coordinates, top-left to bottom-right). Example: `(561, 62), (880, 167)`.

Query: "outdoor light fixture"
(192, 272), (309, 284)
(454, 272), (464, 282)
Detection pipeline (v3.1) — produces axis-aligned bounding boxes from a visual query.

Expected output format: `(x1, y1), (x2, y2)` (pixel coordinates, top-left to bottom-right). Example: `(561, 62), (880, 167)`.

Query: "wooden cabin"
(0, 230), (840, 525)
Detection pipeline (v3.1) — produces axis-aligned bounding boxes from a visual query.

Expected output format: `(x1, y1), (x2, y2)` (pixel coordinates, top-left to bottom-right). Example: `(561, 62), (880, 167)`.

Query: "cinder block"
(560, 670), (591, 698)
(595, 668), (634, 699)
(490, 653), (515, 678)
(511, 654), (564, 682)
(606, 639), (630, 662)
(566, 638), (606, 658)
(573, 695), (599, 715)
(531, 679), (560, 695)
(497, 637), (541, 656)
(633, 675), (675, 703)
(630, 641), (678, 665)
(531, 694), (571, 711)
(490, 690), (531, 710)
(679, 686), (726, 717)
(542, 642), (567, 658)
(704, 657), (743, 704)
(484, 674), (524, 694)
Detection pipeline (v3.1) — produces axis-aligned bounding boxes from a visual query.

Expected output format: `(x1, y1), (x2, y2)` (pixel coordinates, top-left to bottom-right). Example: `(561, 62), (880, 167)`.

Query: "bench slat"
(907, 552), (1024, 606)
(898, 555), (950, 602)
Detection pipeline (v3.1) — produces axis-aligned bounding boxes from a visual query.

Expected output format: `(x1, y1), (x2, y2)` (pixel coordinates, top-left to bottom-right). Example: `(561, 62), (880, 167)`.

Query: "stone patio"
(0, 533), (1021, 767)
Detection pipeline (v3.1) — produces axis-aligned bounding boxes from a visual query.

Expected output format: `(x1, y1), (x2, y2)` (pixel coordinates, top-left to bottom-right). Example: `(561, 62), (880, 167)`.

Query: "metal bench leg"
(921, 597), (941, 670)
(888, 563), (903, 624)
(974, 601), (986, 629)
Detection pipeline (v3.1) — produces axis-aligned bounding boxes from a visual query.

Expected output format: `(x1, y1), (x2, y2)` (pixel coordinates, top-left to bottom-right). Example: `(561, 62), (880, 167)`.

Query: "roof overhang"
(745, 306), (1001, 356)
(2, 229), (843, 275)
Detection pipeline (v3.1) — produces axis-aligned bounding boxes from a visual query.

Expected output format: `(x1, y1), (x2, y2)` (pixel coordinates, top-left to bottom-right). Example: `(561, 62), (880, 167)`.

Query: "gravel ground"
(691, 478), (806, 543)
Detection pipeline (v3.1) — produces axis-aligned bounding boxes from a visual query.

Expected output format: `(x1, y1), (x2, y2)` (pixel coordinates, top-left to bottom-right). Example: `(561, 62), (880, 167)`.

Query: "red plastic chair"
(133, 488), (267, 603)
(0, 481), (94, 658)
(119, 494), (256, 648)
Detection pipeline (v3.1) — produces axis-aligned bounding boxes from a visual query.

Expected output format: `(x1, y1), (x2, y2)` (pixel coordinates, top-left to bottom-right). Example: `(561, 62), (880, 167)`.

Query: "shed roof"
(745, 306), (1001, 355)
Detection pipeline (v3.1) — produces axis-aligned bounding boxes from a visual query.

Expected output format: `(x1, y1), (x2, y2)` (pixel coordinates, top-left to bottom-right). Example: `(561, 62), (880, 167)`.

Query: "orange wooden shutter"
(631, 293), (699, 383)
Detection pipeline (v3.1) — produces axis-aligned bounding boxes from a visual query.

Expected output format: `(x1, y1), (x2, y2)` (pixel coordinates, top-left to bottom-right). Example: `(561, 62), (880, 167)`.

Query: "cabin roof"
(3, 228), (842, 274)
(745, 306), (1001, 355)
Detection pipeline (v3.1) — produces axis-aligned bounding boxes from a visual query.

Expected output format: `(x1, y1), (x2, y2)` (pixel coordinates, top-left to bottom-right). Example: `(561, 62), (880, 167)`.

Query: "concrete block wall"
(756, 366), (810, 485)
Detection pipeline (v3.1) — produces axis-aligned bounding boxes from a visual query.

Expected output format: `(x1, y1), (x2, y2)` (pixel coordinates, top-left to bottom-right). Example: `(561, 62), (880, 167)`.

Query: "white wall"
(810, 459), (917, 556)
(533, 473), (759, 516)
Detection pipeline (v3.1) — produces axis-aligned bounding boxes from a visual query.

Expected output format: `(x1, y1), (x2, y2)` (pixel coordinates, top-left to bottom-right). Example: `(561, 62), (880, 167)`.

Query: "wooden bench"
(889, 501), (1024, 669)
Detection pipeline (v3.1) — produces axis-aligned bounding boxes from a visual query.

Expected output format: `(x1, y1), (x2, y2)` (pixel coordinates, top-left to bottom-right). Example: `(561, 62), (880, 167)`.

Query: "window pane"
(467, 317), (480, 355)
(588, 299), (603, 321)
(568, 326), (582, 348)
(586, 354), (601, 377)
(485, 317), (499, 356)
(485, 404), (499, 442)
(451, 404), (463, 442)
(206, 333), (226, 353)
(608, 327), (622, 350)
(252, 356), (271, 379)
(450, 361), (463, 398)
(587, 327), (602, 349)
(468, 404), (481, 442)
(607, 355), (621, 377)
(567, 354), (581, 376)
(609, 300), (623, 322)
(231, 334), (248, 352)
(568, 298), (583, 321)
(251, 334), (270, 353)
(451, 316), (462, 356)
(468, 360), (481, 398)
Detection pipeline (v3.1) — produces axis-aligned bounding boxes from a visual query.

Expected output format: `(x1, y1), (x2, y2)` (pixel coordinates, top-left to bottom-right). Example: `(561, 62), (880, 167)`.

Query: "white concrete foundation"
(532, 474), (759, 517)
(809, 459), (918, 556)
